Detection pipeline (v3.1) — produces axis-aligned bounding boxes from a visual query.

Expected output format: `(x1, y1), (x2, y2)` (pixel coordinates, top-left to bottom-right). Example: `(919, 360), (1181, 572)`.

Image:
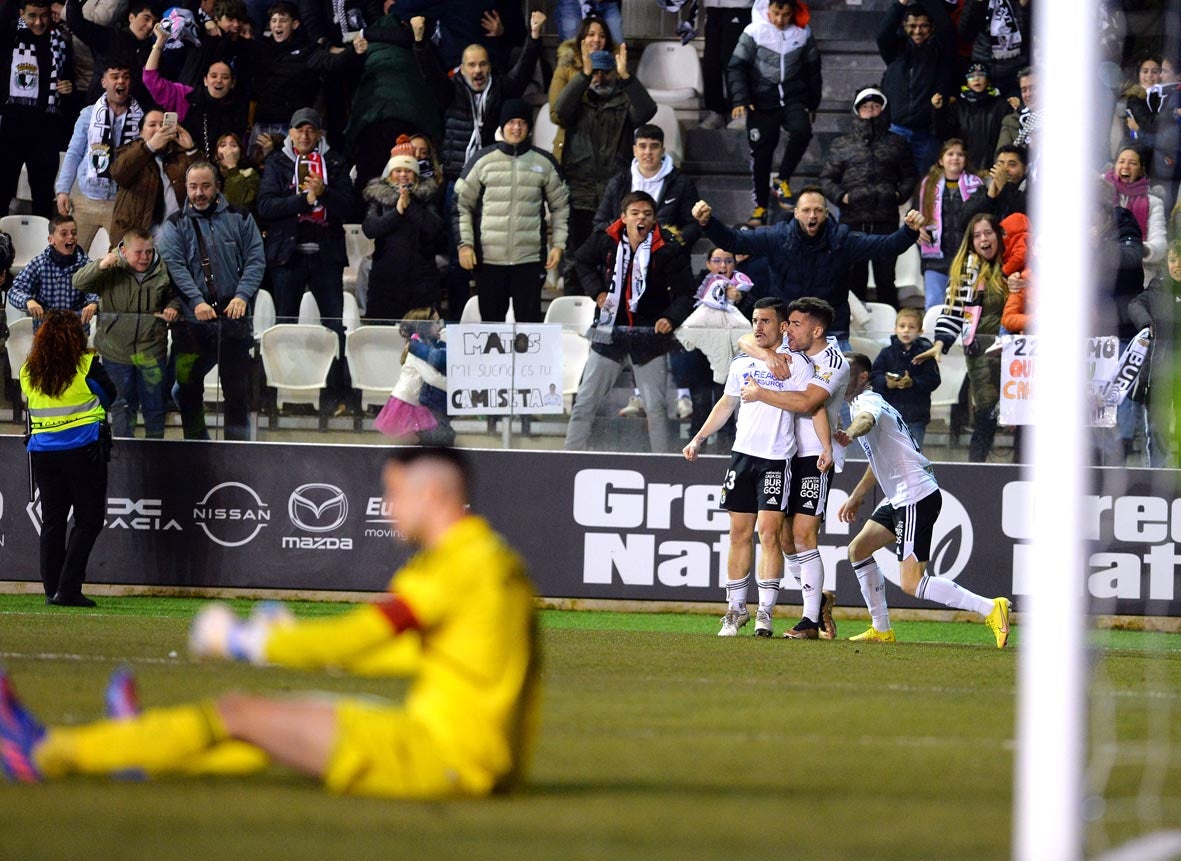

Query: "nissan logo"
(288, 483), (348, 533)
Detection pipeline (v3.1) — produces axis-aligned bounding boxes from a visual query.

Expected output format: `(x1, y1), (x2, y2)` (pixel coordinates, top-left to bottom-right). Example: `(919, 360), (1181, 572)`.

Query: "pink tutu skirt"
(374, 396), (439, 439)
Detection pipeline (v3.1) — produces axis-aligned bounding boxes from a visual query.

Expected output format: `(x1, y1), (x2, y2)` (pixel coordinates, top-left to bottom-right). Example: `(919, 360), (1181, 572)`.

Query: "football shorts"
(720, 452), (788, 514)
(868, 489), (943, 562)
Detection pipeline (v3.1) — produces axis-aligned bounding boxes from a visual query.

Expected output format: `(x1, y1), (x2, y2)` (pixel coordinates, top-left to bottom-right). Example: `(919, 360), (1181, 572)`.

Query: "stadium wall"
(0, 437), (1177, 617)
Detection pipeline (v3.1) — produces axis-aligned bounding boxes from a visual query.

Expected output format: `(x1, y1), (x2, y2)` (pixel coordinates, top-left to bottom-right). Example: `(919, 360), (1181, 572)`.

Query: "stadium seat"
(459, 297), (516, 323)
(894, 245), (922, 295)
(636, 42), (703, 107)
(929, 342), (967, 427)
(849, 334), (884, 364)
(253, 288), (276, 340)
(532, 107), (559, 155)
(342, 223), (374, 296)
(1, 215), (50, 273)
(650, 104), (684, 167)
(544, 295), (595, 330)
(922, 305), (943, 338)
(561, 329), (590, 414)
(345, 325), (405, 428)
(4, 315), (33, 421)
(298, 290), (321, 325)
(259, 324), (339, 430)
(89, 226), (111, 258)
(343, 290), (361, 333)
(860, 301), (897, 341)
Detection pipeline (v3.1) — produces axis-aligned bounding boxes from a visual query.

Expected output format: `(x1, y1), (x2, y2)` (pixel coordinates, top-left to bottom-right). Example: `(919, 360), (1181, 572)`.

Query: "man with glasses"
(877, 0), (957, 174)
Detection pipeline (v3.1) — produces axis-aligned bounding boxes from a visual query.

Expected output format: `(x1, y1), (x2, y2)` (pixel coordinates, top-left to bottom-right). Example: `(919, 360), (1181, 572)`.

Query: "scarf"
(1104, 167), (1151, 238)
(85, 95), (144, 192)
(987, 0), (1023, 60)
(294, 149), (327, 224)
(1014, 106), (1040, 147)
(8, 19), (68, 111)
(958, 84), (1000, 106)
(593, 221), (660, 341)
(920, 172), (983, 258)
(697, 270), (753, 311)
(464, 81), (491, 165)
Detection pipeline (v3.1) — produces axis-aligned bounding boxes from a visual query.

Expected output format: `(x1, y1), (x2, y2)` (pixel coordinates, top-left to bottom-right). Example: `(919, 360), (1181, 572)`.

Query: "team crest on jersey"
(812, 364), (834, 383)
(89, 144), (111, 175)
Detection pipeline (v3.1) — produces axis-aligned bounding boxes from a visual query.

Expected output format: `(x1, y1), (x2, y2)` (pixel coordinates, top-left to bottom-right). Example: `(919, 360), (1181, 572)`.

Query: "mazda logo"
(288, 484), (348, 533)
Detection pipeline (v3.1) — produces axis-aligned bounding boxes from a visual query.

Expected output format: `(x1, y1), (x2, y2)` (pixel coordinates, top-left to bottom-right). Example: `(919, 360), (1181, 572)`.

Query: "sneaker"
(0, 673), (45, 783)
(849, 626), (896, 643)
(782, 618), (819, 640)
(748, 207), (768, 226)
(727, 114), (746, 130)
(105, 667), (140, 719)
(818, 590), (837, 640)
(985, 597), (1012, 649)
(774, 179), (793, 204)
(717, 607), (751, 637)
(676, 395), (693, 419)
(618, 396), (646, 418)
(754, 609), (773, 637)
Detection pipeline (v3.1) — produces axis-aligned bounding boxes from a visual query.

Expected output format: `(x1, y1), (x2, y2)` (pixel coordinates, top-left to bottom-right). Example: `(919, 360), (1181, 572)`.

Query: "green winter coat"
(73, 252), (180, 364)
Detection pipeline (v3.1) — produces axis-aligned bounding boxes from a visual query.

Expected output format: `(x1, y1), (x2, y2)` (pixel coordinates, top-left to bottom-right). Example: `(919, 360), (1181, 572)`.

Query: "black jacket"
(820, 115), (917, 226)
(572, 223), (695, 364)
(1097, 206), (1146, 341)
(256, 143), (356, 267)
(66, 2), (154, 108)
(183, 87), (249, 158)
(361, 178), (443, 320)
(251, 30), (356, 125)
(870, 335), (941, 424)
(932, 88), (1011, 169)
(877, 0), (956, 131)
(961, 178), (1027, 228)
(416, 34), (540, 181)
(592, 163), (701, 248)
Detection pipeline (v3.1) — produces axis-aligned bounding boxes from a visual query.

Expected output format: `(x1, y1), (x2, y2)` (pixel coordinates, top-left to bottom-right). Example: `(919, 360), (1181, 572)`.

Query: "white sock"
(725, 576), (750, 613)
(795, 549), (823, 622)
(917, 575), (994, 617)
(633, 387), (641, 397)
(756, 578), (781, 616)
(783, 553), (802, 589)
(853, 557), (890, 632)
(676, 387), (690, 398)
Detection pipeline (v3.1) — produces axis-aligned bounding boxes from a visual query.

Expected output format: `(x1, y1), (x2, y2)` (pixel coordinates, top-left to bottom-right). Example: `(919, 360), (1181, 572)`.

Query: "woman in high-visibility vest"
(20, 310), (116, 607)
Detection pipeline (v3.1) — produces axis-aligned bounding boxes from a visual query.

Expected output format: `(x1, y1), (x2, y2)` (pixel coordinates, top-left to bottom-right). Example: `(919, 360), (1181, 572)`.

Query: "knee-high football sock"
(725, 576), (750, 613)
(853, 557), (891, 632)
(916, 574), (994, 617)
(794, 549), (823, 622)
(756, 578), (782, 616)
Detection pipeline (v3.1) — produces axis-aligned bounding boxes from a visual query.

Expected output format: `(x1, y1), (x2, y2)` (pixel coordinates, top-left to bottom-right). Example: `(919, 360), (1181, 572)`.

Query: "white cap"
(853, 87), (888, 113)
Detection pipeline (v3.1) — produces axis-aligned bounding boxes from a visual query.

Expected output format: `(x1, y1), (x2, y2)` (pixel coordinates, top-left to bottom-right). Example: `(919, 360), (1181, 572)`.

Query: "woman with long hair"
(19, 310), (116, 607)
(547, 15), (616, 163)
(914, 212), (1008, 462)
(916, 139), (984, 309)
(1102, 145), (1166, 283)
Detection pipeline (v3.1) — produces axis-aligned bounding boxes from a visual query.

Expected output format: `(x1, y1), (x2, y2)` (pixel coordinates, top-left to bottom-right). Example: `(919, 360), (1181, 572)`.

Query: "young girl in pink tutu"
(374, 309), (453, 444)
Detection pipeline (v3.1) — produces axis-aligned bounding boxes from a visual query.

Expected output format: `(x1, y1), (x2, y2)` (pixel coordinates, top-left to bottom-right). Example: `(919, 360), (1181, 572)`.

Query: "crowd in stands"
(0, 0), (1177, 466)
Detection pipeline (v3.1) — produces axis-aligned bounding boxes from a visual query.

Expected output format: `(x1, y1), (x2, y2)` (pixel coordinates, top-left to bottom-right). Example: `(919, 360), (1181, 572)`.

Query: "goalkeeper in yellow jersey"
(0, 447), (540, 799)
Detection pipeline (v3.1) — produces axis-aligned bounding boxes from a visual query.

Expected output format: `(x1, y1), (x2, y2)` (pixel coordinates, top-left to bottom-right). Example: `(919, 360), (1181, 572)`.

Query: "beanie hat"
(383, 138), (419, 180)
(852, 86), (887, 114)
(965, 62), (990, 79)
(499, 98), (532, 130)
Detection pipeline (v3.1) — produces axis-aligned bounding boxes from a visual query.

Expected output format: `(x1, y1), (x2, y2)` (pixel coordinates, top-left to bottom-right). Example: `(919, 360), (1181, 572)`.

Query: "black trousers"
(476, 262), (545, 323)
(171, 321), (255, 440)
(843, 220), (900, 309)
(702, 8), (748, 116)
(32, 442), (107, 600)
(0, 116), (62, 218)
(746, 105), (813, 209)
(562, 208), (597, 296)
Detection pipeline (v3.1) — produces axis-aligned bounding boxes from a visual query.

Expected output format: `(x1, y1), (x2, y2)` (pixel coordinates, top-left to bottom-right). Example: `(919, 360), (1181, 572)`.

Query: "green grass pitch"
(1, 595), (1180, 860)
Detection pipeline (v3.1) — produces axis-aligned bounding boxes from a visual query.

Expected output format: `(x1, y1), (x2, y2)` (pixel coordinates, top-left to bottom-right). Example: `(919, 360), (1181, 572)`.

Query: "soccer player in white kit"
(683, 298), (830, 637)
(737, 298), (846, 640)
(835, 353), (1012, 647)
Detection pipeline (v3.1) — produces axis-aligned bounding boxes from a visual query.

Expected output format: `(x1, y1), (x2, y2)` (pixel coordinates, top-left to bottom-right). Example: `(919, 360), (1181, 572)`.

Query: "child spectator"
(1120, 53), (1162, 147)
(405, 313), (455, 445)
(215, 132), (259, 210)
(1102, 145), (1166, 284)
(957, 0), (1031, 99)
(931, 62), (1010, 169)
(726, 0), (821, 223)
(1000, 267), (1032, 334)
(374, 308), (451, 443)
(699, 0), (753, 129)
(869, 306), (940, 449)
(361, 140), (443, 323)
(916, 138), (983, 309)
(7, 215), (95, 330)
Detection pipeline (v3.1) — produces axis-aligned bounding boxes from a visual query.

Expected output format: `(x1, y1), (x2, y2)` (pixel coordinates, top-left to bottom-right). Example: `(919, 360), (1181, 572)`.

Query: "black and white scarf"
(464, 82), (491, 165)
(8, 18), (68, 112)
(593, 225), (653, 341)
(85, 94), (143, 191)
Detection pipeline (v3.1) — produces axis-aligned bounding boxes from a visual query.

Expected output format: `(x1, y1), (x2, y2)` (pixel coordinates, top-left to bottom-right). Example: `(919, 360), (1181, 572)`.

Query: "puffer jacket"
(554, 73), (657, 212)
(592, 159), (702, 248)
(362, 178), (444, 319)
(72, 251), (181, 364)
(819, 114), (917, 225)
(454, 138), (570, 266)
(110, 138), (202, 240)
(726, 0), (821, 112)
(877, 0), (956, 130)
(932, 86), (1011, 169)
(416, 34), (541, 181)
(256, 138), (355, 268)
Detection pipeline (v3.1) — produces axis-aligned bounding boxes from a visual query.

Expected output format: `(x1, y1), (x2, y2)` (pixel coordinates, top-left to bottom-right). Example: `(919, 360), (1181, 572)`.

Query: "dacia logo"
(288, 483), (348, 533)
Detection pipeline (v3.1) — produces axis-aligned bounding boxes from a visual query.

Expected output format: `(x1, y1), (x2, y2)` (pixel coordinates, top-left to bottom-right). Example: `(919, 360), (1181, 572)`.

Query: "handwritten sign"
(447, 324), (565, 415)
(999, 335), (1119, 426)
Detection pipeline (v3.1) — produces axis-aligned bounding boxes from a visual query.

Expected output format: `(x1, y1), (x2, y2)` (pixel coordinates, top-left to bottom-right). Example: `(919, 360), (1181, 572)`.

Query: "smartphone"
(296, 156), (311, 187)
(161, 111), (177, 129)
(886, 372), (902, 380)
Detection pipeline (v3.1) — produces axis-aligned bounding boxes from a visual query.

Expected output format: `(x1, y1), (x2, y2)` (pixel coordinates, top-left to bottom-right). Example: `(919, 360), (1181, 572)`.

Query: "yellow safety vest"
(21, 353), (106, 436)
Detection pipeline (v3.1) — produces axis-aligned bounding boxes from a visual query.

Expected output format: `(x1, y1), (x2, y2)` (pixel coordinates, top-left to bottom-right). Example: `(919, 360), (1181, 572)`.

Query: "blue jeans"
(889, 124), (941, 176)
(105, 357), (167, 439)
(923, 269), (949, 311)
(554, 0), (623, 42)
(907, 420), (928, 451)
